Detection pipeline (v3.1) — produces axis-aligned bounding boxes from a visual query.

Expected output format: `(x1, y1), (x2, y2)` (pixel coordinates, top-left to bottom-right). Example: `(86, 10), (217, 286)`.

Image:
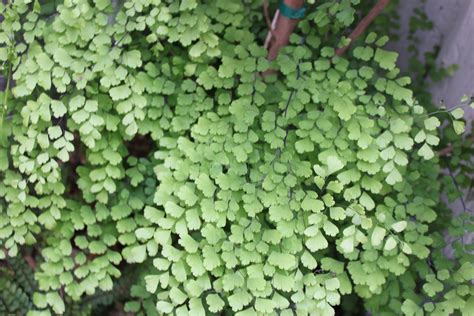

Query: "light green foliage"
(0, 0), (472, 315)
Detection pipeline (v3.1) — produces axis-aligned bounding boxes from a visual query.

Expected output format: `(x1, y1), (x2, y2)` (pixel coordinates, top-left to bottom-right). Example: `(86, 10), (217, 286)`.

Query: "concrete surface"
(391, 0), (474, 119)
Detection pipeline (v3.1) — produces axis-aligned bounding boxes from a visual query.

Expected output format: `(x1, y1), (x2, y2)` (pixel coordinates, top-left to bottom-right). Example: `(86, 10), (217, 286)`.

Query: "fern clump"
(0, 0), (472, 315)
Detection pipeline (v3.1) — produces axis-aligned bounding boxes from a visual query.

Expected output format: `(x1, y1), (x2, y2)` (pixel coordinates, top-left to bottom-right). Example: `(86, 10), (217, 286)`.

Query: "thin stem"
(446, 164), (473, 253)
(447, 164), (472, 215)
(426, 104), (463, 117)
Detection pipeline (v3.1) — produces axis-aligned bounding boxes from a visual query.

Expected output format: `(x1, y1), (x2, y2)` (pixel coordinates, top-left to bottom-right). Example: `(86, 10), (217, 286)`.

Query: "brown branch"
(438, 136), (474, 157)
(335, 0), (390, 56)
(265, 0), (305, 60)
(24, 254), (36, 269)
(262, 0), (304, 78)
(438, 143), (453, 157)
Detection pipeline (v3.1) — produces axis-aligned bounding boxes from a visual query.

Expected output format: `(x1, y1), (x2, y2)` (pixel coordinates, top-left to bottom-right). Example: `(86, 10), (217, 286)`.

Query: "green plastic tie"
(279, 0), (307, 19)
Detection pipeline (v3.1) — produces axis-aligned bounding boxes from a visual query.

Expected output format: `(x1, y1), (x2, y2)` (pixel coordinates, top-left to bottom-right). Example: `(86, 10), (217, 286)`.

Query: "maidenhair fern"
(0, 0), (472, 315)
(0, 256), (36, 314)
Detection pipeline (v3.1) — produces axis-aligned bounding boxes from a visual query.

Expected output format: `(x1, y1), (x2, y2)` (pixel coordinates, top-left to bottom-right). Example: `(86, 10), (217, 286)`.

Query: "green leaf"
(327, 156), (345, 175)
(189, 41), (206, 58)
(325, 278), (340, 291)
(333, 97), (356, 121)
(330, 207), (346, 221)
(365, 32), (377, 44)
(414, 130), (426, 143)
(94, 0), (110, 10)
(33, 293), (47, 309)
(169, 287), (187, 305)
(84, 100), (98, 112)
(268, 252), (296, 270)
(177, 185), (198, 206)
(386, 168), (402, 185)
(122, 50), (142, 68)
(136, 227), (155, 240)
(323, 220), (339, 236)
(371, 227), (386, 247)
(424, 117), (440, 131)
(353, 46), (374, 61)
(384, 236), (397, 251)
(36, 52), (54, 71)
(54, 48), (73, 67)
(195, 174), (216, 197)
(374, 48), (398, 70)
(401, 242), (412, 255)
(295, 138), (314, 153)
(402, 299), (422, 316)
(154, 258), (171, 271)
(48, 126), (62, 139)
(128, 245), (147, 263)
(164, 201), (185, 218)
(72, 109), (90, 124)
(301, 193), (324, 212)
(145, 275), (160, 293)
(359, 192), (375, 210)
(391, 221), (407, 233)
(70, 95), (86, 111)
(306, 231), (328, 252)
(156, 301), (174, 314)
(418, 143), (434, 160)
(110, 85), (131, 101)
(461, 296), (474, 315)
(180, 0), (198, 11)
(340, 237), (354, 253)
(453, 120), (465, 135)
(46, 292), (65, 314)
(451, 107), (464, 119)
(390, 118), (410, 134)
(228, 290), (252, 312)
(144, 206), (163, 224)
(255, 298), (275, 313)
(50, 100), (67, 117)
(178, 234), (199, 253)
(301, 250), (318, 269)
(206, 294), (225, 313)
(423, 277), (443, 297)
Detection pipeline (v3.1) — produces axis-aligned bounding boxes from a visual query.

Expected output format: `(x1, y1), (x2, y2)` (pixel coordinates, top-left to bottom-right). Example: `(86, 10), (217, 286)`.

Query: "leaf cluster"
(0, 1), (472, 315)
